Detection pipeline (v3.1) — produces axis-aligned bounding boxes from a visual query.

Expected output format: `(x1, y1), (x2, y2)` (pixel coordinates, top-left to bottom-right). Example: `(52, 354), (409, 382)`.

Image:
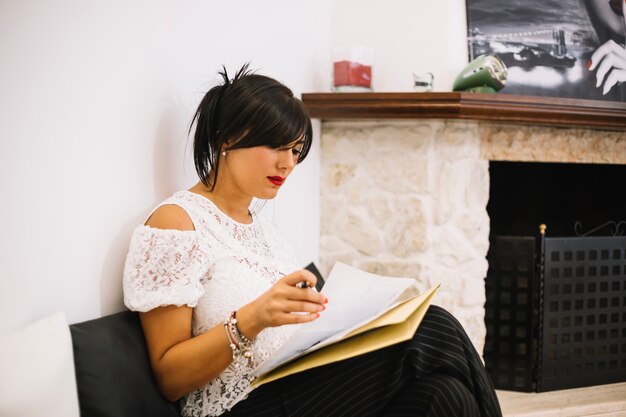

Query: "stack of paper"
(251, 262), (440, 387)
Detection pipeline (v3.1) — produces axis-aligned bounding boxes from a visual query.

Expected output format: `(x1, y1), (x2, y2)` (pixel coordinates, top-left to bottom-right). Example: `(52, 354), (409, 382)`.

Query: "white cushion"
(0, 312), (80, 417)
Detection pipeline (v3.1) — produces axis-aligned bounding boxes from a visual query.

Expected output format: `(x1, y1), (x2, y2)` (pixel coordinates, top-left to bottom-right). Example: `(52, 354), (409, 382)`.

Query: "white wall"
(0, 0), (468, 335)
(0, 0), (330, 334)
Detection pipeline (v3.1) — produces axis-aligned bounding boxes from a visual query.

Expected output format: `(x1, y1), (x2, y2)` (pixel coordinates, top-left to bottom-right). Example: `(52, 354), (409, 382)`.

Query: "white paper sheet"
(252, 262), (419, 377)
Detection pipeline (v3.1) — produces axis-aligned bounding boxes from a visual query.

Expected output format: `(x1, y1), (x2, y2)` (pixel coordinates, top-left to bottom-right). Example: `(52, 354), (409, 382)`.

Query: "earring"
(222, 151), (226, 156)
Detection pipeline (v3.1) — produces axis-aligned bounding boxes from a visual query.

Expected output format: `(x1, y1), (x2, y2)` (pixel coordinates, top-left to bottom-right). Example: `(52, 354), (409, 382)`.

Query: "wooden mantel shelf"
(301, 92), (626, 130)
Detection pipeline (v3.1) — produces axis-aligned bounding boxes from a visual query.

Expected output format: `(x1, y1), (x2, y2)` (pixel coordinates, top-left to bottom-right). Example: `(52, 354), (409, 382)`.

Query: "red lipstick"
(267, 176), (285, 186)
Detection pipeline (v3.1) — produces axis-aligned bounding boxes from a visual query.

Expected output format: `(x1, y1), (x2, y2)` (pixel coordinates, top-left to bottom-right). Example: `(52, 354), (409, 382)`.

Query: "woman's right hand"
(236, 269), (327, 339)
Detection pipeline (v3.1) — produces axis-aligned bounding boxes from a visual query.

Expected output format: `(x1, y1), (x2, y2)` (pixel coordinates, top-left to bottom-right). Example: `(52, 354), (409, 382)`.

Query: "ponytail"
(191, 67), (232, 189)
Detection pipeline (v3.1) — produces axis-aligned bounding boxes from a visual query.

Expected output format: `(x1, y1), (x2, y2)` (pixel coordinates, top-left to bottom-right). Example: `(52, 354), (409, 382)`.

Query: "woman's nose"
(279, 149), (296, 169)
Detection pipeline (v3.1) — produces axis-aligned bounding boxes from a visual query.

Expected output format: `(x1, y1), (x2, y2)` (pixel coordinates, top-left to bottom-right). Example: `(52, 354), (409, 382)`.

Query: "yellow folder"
(251, 284), (440, 388)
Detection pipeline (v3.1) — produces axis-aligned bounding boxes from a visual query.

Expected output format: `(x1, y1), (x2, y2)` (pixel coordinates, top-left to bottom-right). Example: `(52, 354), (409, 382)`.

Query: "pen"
(296, 280), (312, 289)
(278, 270), (312, 289)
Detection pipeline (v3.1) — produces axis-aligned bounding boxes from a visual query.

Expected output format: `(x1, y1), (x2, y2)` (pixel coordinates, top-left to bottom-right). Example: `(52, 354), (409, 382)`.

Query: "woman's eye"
(277, 146), (301, 156)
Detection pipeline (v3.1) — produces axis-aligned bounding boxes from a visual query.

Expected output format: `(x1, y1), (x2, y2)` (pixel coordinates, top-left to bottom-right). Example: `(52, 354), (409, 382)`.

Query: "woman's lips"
(267, 176), (285, 186)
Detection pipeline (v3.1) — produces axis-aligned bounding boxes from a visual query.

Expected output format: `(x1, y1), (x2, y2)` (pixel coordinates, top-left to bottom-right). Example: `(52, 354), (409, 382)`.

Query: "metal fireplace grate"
(485, 236), (538, 391)
(484, 232), (626, 392)
(540, 237), (626, 391)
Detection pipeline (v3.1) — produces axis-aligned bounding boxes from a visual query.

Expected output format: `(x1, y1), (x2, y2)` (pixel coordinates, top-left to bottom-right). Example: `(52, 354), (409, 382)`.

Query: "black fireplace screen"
(484, 231), (626, 392)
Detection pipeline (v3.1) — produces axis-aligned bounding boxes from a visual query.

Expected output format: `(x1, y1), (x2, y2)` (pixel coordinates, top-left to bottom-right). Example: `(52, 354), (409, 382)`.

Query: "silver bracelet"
(224, 311), (254, 366)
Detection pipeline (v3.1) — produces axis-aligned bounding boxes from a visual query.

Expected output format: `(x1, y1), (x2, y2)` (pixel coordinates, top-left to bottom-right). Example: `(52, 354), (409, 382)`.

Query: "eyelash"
(274, 145), (301, 156)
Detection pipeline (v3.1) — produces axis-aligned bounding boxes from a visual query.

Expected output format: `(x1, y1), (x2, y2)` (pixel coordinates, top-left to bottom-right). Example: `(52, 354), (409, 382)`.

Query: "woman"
(123, 65), (503, 417)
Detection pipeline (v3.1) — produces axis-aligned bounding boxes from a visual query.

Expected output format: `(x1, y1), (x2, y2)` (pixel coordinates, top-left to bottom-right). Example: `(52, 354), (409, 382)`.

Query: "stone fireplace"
(306, 93), (626, 355)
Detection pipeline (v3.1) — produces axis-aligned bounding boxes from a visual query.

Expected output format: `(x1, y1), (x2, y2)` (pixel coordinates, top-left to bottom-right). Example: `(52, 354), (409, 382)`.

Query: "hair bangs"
(228, 92), (312, 163)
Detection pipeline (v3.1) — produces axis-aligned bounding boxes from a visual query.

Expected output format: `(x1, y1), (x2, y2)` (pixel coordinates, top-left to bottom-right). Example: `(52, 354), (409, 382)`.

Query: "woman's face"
(219, 139), (304, 200)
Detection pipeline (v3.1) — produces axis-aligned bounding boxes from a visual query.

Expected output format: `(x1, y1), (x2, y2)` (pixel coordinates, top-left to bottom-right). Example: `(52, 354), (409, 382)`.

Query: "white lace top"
(123, 190), (301, 416)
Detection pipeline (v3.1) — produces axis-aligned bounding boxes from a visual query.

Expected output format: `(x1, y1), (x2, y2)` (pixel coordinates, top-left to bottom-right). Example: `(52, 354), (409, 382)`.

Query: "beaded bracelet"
(224, 310), (254, 367)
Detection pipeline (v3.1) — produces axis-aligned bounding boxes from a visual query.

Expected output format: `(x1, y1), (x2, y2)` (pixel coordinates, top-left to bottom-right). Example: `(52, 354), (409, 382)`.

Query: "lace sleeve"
(123, 225), (210, 312)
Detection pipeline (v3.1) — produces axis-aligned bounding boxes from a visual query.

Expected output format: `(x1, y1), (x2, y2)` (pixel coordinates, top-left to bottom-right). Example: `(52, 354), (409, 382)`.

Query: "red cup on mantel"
(333, 61), (371, 88)
(332, 45), (374, 91)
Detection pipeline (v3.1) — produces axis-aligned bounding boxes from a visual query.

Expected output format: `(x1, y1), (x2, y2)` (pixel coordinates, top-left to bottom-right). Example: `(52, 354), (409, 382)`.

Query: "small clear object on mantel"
(332, 45), (374, 92)
(412, 72), (434, 92)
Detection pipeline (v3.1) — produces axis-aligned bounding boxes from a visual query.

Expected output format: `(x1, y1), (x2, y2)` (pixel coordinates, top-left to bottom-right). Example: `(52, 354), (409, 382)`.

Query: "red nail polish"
(324, 298), (328, 304)
(322, 305), (326, 311)
(586, 59), (592, 69)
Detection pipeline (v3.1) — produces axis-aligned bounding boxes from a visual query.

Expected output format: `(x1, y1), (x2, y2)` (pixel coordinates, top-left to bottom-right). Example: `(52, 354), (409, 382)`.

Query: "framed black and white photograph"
(466, 0), (626, 101)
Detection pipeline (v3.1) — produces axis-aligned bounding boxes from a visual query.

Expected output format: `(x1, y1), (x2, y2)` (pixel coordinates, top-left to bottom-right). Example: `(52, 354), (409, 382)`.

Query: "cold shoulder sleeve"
(123, 225), (210, 312)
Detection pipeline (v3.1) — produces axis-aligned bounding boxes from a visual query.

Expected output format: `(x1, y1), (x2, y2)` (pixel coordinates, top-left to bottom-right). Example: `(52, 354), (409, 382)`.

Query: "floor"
(497, 382), (626, 417)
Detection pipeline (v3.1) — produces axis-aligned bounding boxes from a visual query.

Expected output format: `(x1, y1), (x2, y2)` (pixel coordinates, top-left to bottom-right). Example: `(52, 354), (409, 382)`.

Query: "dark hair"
(190, 64), (313, 190)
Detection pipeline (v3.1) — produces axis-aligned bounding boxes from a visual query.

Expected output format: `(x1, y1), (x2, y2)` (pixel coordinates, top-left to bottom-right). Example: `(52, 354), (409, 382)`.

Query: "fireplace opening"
(487, 161), (625, 237)
(484, 161), (626, 392)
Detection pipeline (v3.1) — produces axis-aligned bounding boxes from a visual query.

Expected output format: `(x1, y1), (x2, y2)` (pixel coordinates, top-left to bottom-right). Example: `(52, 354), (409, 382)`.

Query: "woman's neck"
(189, 181), (253, 224)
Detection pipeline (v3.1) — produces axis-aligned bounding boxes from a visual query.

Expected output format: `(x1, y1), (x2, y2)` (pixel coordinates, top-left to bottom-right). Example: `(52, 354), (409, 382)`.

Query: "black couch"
(70, 311), (182, 417)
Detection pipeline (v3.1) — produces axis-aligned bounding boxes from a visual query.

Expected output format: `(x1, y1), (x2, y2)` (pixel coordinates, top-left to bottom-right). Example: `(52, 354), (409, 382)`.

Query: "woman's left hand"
(589, 39), (626, 95)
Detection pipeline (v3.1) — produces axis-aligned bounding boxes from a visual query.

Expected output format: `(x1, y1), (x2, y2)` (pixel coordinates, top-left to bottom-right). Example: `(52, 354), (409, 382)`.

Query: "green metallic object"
(453, 54), (508, 93)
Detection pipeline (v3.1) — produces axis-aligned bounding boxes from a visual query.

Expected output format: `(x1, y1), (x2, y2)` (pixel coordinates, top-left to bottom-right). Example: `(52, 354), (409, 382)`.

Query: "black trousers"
(223, 306), (502, 417)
